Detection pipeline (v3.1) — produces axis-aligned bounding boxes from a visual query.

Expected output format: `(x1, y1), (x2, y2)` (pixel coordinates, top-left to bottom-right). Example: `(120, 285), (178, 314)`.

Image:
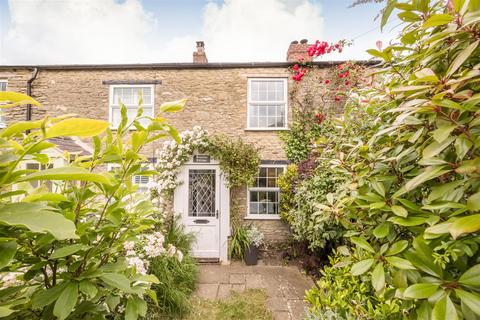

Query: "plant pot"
(244, 244), (259, 266)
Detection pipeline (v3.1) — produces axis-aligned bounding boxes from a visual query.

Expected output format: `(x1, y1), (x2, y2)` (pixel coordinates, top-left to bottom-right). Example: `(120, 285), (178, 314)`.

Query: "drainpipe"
(26, 67), (39, 121)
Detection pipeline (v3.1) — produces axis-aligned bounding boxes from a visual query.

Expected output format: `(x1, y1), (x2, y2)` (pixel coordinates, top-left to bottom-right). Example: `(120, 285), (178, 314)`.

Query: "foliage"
(289, 163), (348, 251)
(295, 0), (480, 318)
(151, 129), (260, 212)
(207, 135), (260, 188)
(187, 289), (272, 320)
(278, 164), (298, 223)
(305, 250), (404, 320)
(0, 92), (185, 319)
(246, 225), (264, 247)
(229, 224), (251, 260)
(146, 217), (197, 319)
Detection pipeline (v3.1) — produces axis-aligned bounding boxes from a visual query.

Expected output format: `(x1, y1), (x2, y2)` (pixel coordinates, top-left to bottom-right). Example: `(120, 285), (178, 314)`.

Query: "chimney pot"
(193, 41), (208, 63)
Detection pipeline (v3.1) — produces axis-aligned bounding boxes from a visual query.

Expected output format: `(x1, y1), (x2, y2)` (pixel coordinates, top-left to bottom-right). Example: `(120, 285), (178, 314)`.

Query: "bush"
(0, 93), (186, 319)
(305, 250), (405, 320)
(146, 217), (197, 319)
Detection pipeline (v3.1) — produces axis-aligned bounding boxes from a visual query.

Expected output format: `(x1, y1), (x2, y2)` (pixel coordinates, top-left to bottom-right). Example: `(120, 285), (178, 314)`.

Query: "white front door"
(174, 164), (222, 259)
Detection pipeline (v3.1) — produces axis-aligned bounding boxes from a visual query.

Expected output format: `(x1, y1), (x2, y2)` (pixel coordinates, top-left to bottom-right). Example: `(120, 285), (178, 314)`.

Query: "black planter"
(244, 244), (259, 266)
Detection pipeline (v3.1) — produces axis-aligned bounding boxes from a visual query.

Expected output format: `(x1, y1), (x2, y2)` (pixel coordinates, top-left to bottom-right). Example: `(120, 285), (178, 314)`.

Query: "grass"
(186, 289), (273, 320)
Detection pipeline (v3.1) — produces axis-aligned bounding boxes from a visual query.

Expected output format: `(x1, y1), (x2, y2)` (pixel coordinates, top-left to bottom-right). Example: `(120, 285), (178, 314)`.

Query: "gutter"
(26, 67), (38, 121)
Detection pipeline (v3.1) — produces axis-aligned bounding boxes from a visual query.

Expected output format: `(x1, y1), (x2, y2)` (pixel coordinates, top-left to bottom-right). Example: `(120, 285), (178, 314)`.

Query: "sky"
(0, 0), (401, 65)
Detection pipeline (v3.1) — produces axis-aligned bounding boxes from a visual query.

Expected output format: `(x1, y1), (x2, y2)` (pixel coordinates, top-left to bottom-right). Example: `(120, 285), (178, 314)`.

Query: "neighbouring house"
(0, 40), (372, 263)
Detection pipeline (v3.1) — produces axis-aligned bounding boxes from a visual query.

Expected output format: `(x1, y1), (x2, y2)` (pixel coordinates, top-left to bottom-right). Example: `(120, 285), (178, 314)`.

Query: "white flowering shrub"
(149, 126), (209, 216)
(247, 225), (264, 247)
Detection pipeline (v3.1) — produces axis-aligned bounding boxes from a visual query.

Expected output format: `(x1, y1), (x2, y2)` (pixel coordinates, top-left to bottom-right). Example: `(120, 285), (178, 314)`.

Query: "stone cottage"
(0, 40), (372, 263)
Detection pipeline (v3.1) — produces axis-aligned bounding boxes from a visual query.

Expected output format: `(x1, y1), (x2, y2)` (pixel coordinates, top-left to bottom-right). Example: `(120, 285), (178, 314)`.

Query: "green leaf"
(381, 0), (396, 30)
(0, 306), (14, 317)
(405, 166), (451, 192)
(422, 14), (455, 28)
(0, 239), (16, 269)
(456, 290), (480, 316)
(385, 256), (416, 270)
(31, 282), (67, 309)
(467, 193), (480, 212)
(391, 205), (408, 217)
(447, 40), (480, 77)
(0, 202), (77, 240)
(428, 180), (464, 202)
(455, 135), (472, 160)
(126, 297), (138, 320)
(386, 240), (409, 256)
(423, 137), (456, 159)
(53, 282), (78, 320)
(404, 283), (440, 299)
(20, 166), (112, 185)
(0, 120), (43, 137)
(79, 280), (98, 299)
(373, 222), (390, 238)
(371, 263), (385, 292)
(0, 91), (41, 108)
(22, 192), (68, 203)
(100, 273), (132, 292)
(389, 216), (427, 226)
(351, 259), (375, 276)
(432, 125), (456, 143)
(432, 295), (458, 320)
(50, 244), (90, 259)
(459, 264), (480, 286)
(449, 214), (480, 239)
(45, 118), (109, 138)
(351, 237), (375, 253)
(159, 98), (187, 113)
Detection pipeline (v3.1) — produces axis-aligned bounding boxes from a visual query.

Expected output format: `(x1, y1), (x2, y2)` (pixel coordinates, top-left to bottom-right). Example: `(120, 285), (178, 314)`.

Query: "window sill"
(244, 215), (281, 220)
(244, 128), (290, 132)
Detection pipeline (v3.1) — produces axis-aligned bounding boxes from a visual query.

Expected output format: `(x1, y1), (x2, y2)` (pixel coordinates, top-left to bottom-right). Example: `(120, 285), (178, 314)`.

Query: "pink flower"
(376, 41), (383, 50)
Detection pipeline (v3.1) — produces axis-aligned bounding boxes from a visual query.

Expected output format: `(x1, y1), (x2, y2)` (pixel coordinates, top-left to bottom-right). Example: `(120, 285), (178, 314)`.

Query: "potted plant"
(244, 225), (264, 266)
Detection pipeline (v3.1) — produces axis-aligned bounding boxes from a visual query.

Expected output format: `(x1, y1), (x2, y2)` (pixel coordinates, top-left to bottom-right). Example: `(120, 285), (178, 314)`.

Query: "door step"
(196, 258), (220, 264)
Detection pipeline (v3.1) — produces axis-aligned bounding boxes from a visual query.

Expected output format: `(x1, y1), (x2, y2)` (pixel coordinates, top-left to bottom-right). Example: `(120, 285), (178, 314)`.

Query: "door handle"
(216, 210), (219, 219)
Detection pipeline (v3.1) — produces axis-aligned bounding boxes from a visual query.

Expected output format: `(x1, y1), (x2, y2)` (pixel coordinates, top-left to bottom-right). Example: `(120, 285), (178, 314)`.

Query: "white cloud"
(2, 0), (155, 64)
(1, 0), (326, 64)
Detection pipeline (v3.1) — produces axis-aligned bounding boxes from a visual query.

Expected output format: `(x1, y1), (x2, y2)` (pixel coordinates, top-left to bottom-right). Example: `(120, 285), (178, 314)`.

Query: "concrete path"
(195, 261), (314, 320)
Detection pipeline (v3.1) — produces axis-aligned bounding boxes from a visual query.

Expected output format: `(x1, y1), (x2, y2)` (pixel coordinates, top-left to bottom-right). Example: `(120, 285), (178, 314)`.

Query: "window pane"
(258, 117), (267, 128)
(267, 178), (276, 187)
(259, 167), (267, 177)
(0, 82), (6, 91)
(267, 167), (276, 177)
(250, 202), (258, 214)
(111, 108), (121, 127)
(249, 116), (258, 128)
(250, 191), (258, 202)
(259, 202), (267, 214)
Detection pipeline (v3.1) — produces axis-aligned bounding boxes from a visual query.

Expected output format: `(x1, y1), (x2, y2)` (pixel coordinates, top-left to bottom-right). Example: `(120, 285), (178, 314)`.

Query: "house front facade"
(0, 41), (352, 263)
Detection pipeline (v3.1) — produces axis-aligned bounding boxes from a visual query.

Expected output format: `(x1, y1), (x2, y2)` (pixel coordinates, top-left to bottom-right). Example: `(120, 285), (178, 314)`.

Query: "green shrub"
(0, 93), (185, 319)
(305, 250), (405, 320)
(146, 218), (197, 319)
(229, 224), (251, 260)
(278, 164), (298, 223)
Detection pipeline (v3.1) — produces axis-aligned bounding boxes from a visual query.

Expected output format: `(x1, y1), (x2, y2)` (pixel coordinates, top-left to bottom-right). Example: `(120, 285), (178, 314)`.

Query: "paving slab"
(195, 262), (313, 319)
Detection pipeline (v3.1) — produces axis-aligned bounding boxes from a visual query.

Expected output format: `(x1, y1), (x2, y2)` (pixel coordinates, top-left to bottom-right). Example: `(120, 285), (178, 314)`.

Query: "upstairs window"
(109, 85), (154, 128)
(0, 80), (7, 127)
(247, 78), (287, 129)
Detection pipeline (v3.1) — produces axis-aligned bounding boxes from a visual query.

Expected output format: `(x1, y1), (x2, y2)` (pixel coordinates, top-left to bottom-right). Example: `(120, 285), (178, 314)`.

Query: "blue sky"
(0, 0), (399, 64)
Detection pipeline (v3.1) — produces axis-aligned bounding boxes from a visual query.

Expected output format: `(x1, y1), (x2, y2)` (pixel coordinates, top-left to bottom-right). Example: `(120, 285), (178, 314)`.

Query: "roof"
(48, 137), (92, 156)
(0, 60), (380, 71)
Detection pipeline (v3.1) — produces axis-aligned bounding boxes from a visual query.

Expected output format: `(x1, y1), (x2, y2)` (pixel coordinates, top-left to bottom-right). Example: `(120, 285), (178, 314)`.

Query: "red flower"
(292, 64), (300, 71)
(324, 79), (331, 84)
(334, 96), (341, 101)
(345, 80), (350, 86)
(315, 113), (325, 124)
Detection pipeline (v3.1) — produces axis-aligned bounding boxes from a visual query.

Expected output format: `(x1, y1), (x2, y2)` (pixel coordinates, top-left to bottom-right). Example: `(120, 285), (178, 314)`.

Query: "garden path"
(195, 261), (313, 320)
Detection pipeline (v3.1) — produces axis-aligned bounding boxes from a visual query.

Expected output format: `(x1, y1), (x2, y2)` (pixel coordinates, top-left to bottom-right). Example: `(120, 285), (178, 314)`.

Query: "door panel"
(176, 166), (220, 258)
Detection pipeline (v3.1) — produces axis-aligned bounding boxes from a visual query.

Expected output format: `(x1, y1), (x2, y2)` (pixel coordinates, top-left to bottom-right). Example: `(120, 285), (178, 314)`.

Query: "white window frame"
(107, 163), (152, 193)
(108, 84), (155, 129)
(246, 78), (288, 131)
(245, 164), (287, 220)
(0, 80), (8, 128)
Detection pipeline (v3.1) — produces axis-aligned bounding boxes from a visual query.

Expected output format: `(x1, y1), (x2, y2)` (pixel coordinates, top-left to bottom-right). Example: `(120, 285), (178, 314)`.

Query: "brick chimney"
(286, 39), (313, 62)
(193, 41), (208, 64)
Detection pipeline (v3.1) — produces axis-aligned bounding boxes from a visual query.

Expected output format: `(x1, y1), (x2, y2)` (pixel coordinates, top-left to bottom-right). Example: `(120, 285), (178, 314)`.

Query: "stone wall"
(0, 66), (297, 246)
